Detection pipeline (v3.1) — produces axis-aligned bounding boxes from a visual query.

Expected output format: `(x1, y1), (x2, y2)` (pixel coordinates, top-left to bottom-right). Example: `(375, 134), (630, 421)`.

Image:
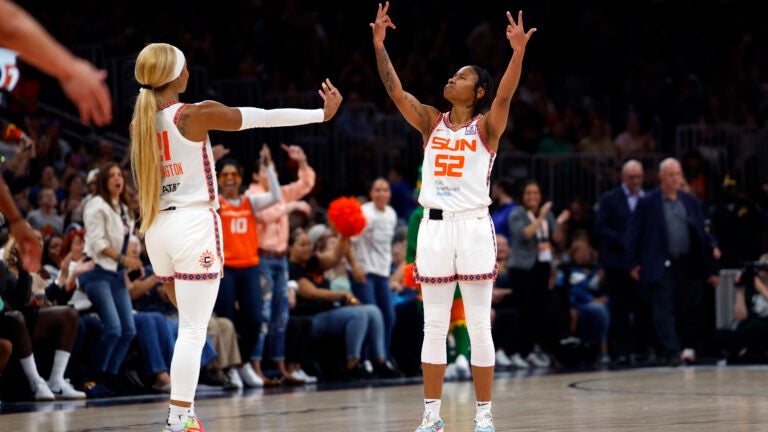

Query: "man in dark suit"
(627, 158), (718, 365)
(596, 159), (650, 365)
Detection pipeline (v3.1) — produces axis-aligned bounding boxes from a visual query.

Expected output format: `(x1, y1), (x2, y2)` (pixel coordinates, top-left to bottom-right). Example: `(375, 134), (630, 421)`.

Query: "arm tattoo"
(375, 47), (395, 94)
(177, 113), (189, 137)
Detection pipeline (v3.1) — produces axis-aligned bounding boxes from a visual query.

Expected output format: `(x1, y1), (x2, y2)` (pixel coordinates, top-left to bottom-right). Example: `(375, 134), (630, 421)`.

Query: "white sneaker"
(444, 363), (458, 380)
(32, 377), (55, 401)
(363, 360), (374, 374)
(455, 354), (472, 380)
(495, 350), (512, 367)
(292, 369), (317, 383)
(526, 352), (550, 368)
(48, 378), (86, 400)
(509, 353), (530, 369)
(227, 368), (243, 389)
(237, 363), (264, 387)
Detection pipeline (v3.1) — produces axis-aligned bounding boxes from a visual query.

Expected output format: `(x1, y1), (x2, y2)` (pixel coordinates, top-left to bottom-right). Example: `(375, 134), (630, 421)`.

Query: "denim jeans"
(165, 317), (218, 367)
(79, 265), (136, 374)
(215, 265), (263, 361)
(351, 273), (396, 356)
(311, 304), (386, 361)
(257, 256), (289, 361)
(134, 311), (174, 375)
(574, 301), (610, 345)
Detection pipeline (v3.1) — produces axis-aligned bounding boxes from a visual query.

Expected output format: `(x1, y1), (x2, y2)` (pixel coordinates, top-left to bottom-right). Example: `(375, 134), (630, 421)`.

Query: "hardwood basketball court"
(2, 365), (767, 431)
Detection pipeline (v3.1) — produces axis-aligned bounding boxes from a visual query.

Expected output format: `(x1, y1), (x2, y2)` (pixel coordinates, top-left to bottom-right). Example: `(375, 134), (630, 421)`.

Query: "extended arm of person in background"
(371, 1), (441, 138)
(316, 234), (351, 272)
(0, 177), (40, 272)
(247, 145), (282, 213)
(126, 267), (159, 301)
(253, 144), (314, 225)
(295, 274), (359, 306)
(522, 201), (552, 239)
(0, 0), (112, 126)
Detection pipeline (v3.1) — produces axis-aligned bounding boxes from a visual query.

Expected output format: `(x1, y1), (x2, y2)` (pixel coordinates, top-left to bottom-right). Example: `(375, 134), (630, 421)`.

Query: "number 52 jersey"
(418, 113), (496, 212)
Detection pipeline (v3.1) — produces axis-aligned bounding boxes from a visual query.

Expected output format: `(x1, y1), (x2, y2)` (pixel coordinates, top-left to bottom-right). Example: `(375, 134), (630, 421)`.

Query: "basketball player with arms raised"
(371, 3), (535, 431)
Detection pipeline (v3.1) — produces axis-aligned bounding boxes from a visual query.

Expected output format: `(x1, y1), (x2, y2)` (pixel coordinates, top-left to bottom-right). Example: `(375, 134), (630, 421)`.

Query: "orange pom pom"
(402, 263), (417, 288)
(327, 196), (367, 237)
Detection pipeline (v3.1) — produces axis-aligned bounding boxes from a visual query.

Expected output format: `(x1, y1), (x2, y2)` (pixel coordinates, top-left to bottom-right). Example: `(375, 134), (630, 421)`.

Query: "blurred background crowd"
(0, 0), (768, 402)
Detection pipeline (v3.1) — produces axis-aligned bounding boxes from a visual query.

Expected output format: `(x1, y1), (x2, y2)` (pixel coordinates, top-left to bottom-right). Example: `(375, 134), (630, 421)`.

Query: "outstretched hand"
(505, 10), (536, 52)
(318, 78), (343, 121)
(370, 1), (396, 48)
(59, 58), (113, 127)
(281, 143), (307, 163)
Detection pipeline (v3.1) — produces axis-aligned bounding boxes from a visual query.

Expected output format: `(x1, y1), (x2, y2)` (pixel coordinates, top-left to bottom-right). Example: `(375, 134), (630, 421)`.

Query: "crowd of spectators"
(0, 0), (768, 403)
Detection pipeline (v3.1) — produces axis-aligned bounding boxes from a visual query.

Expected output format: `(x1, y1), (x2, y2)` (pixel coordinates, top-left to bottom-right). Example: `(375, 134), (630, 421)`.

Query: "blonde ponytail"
(129, 43), (179, 234)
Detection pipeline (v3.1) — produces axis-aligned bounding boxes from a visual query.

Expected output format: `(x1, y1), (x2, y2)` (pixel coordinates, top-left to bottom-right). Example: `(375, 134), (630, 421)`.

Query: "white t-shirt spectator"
(352, 201), (397, 277)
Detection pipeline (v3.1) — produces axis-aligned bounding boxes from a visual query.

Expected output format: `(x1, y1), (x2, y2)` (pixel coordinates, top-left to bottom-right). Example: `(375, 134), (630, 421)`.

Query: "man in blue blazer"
(596, 159), (651, 365)
(626, 158), (718, 365)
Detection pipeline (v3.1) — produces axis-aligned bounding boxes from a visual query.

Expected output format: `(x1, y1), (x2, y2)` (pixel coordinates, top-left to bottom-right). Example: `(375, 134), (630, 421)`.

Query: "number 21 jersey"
(418, 113), (496, 212)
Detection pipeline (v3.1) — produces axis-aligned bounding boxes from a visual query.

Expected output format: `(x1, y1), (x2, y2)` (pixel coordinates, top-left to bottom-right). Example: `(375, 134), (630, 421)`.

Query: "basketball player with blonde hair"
(129, 42), (342, 432)
(371, 3), (535, 431)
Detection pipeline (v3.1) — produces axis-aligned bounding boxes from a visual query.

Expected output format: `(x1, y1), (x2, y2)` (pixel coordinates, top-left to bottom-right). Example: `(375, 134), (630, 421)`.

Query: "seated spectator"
(0, 236), (84, 400)
(41, 233), (63, 282)
(614, 111), (655, 158)
(26, 186), (64, 239)
(561, 242), (610, 364)
(288, 227), (400, 379)
(538, 119), (573, 155)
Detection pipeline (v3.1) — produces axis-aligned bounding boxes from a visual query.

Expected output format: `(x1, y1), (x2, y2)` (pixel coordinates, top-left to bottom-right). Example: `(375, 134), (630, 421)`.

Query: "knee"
(62, 306), (80, 326)
(5, 310), (26, 328)
(0, 339), (12, 356)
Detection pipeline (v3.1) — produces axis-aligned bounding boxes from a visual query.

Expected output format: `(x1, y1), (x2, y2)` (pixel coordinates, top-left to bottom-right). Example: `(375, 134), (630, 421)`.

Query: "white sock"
(476, 401), (492, 420)
(49, 350), (70, 383)
(167, 404), (189, 426)
(20, 354), (42, 387)
(424, 398), (441, 420)
(187, 403), (196, 418)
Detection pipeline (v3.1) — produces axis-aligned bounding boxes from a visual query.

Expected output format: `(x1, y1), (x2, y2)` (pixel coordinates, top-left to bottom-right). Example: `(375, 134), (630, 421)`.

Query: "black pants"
(285, 316), (313, 365)
(491, 304), (520, 356)
(646, 257), (704, 358)
(509, 261), (551, 355)
(605, 268), (652, 358)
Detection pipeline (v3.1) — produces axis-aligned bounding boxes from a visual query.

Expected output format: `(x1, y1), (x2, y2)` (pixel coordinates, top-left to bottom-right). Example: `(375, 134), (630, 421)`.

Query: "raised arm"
(370, 2), (439, 137)
(178, 79), (343, 141)
(483, 11), (536, 149)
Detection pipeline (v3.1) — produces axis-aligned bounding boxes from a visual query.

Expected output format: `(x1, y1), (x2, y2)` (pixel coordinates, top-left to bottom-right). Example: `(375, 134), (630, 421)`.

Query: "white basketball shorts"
(145, 207), (224, 283)
(414, 207), (498, 284)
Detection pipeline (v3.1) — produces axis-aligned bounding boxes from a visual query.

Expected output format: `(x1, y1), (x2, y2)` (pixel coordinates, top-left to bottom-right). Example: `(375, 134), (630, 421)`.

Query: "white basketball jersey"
(418, 113), (496, 212)
(156, 103), (219, 210)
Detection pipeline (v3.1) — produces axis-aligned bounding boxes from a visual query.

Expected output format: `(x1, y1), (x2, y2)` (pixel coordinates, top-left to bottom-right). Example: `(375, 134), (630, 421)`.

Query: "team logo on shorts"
(199, 250), (215, 269)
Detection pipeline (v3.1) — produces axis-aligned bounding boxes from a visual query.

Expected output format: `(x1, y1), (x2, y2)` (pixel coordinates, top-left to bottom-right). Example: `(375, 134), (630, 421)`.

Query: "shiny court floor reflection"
(2, 366), (768, 431)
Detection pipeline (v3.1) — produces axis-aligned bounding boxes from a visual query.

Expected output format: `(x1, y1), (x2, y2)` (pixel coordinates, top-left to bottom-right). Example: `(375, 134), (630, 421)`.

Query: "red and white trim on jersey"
(208, 208), (224, 267)
(418, 112), (496, 212)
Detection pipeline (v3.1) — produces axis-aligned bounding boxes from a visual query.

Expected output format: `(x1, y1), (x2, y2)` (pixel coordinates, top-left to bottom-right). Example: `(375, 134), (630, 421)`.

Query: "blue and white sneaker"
(415, 417), (444, 432)
(473, 415), (494, 432)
